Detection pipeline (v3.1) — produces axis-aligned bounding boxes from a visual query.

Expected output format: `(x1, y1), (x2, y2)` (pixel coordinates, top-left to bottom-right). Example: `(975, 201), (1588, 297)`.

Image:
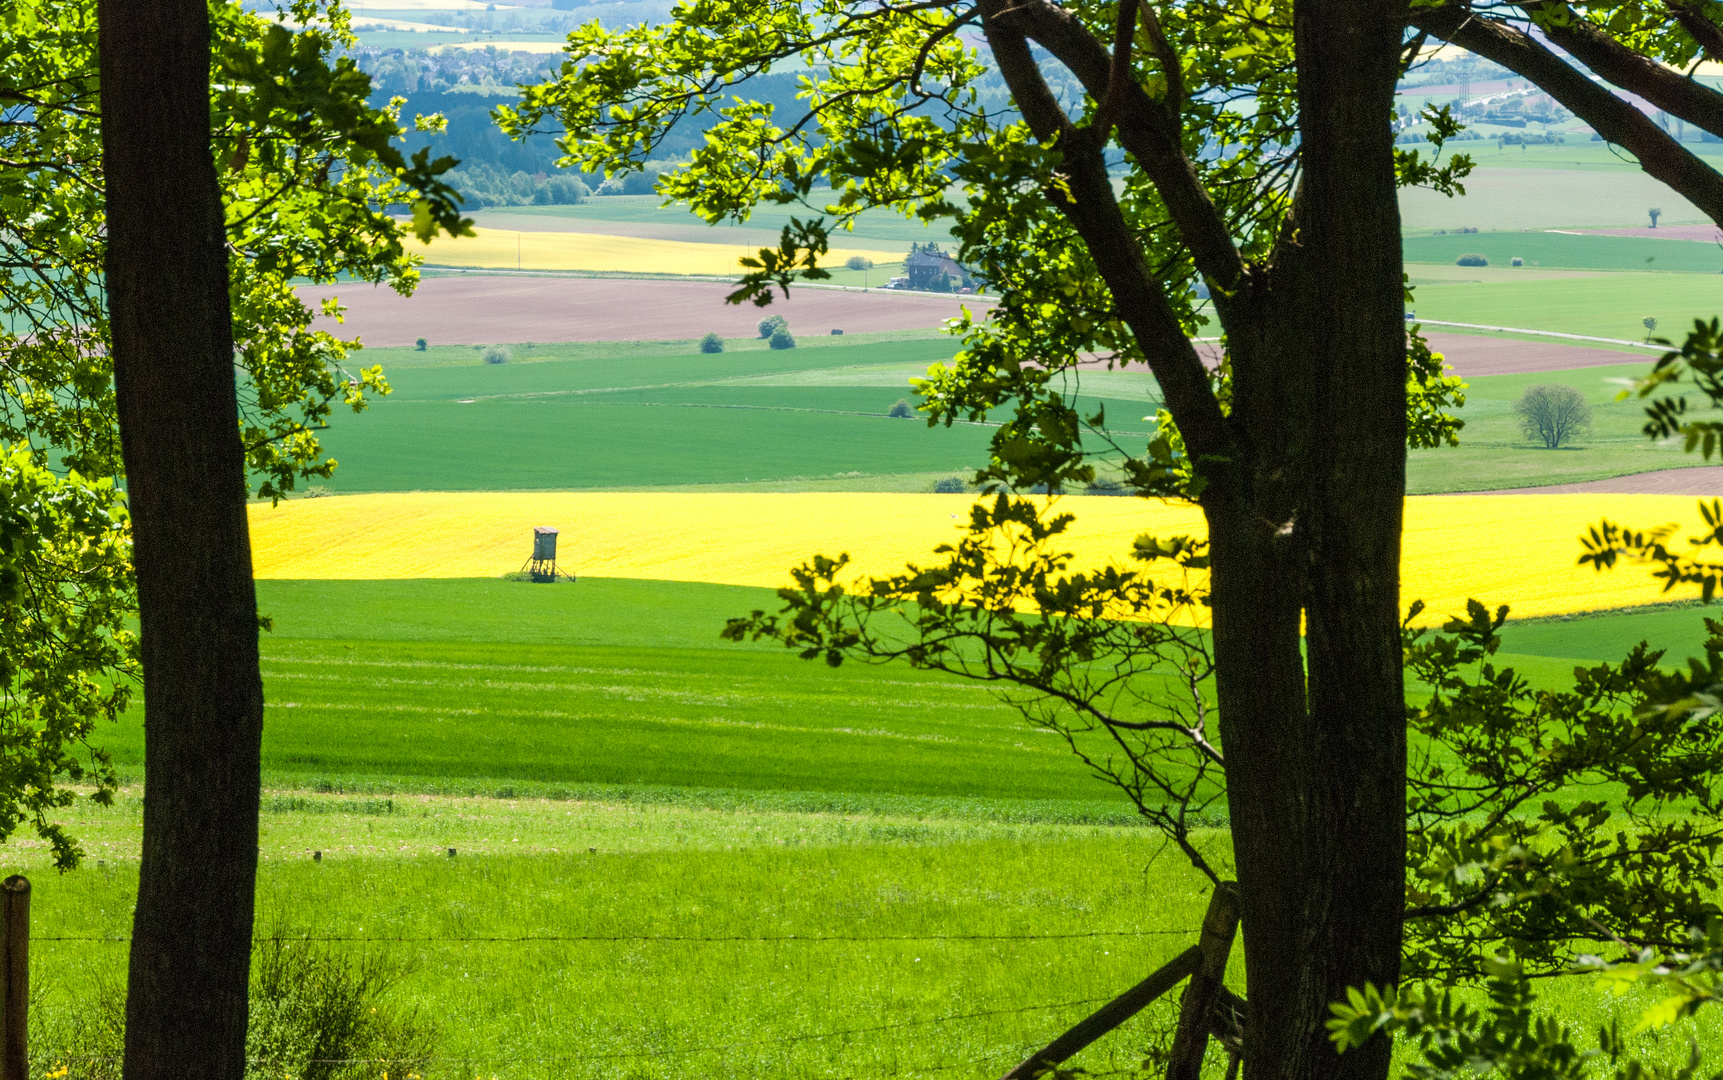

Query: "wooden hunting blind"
(521, 526), (572, 583)
(533, 527), (557, 561)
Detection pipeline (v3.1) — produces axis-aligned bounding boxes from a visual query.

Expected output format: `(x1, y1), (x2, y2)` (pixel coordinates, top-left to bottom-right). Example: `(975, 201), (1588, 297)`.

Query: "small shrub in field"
(699, 332), (724, 354)
(758, 315), (787, 339)
(1455, 252), (1488, 267)
(769, 328), (796, 350)
(1513, 384), (1592, 448)
(30, 939), (436, 1080)
(300, 484), (333, 499)
(247, 936), (436, 1080)
(413, 337), (427, 351)
(1510, 257), (1523, 267)
(932, 476), (967, 494)
(888, 398), (914, 418)
(482, 345), (510, 365)
(845, 255), (873, 270)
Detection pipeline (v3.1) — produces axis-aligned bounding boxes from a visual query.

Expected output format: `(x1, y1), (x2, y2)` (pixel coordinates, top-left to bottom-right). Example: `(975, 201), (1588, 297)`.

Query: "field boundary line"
(1415, 319), (1666, 351)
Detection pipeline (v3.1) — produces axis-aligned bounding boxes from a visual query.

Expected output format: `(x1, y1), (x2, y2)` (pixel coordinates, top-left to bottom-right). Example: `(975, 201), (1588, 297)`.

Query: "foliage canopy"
(0, 0), (468, 867)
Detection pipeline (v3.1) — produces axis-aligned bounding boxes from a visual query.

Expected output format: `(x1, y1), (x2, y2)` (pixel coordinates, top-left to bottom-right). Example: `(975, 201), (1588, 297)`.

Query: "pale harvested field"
(411, 226), (900, 275)
(1423, 331), (1640, 375)
(248, 491), (1716, 620)
(1480, 466), (1723, 495)
(299, 276), (991, 346)
(1576, 225), (1723, 242)
(468, 212), (839, 249)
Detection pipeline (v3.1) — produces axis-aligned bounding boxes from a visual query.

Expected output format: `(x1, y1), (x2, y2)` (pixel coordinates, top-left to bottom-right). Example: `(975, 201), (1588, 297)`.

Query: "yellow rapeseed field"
(250, 491), (1718, 621)
(412, 227), (904, 276)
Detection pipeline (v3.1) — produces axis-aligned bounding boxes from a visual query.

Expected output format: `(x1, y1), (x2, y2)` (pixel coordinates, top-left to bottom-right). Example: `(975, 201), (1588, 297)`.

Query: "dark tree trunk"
(978, 0), (1410, 1073)
(99, 4), (265, 1079)
(1209, 5), (1409, 1080)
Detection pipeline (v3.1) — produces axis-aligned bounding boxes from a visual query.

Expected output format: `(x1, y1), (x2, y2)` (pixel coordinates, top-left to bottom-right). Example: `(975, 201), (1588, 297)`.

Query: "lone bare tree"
(1513, 384), (1593, 448)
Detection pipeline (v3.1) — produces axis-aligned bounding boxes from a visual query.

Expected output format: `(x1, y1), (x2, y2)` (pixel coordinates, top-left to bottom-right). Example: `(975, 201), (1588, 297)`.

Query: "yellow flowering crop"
(411, 227), (903, 277)
(248, 491), (1715, 622)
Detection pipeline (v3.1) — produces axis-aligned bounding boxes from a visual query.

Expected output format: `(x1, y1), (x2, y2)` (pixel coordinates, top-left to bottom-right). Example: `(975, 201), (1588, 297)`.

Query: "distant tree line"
(442, 161), (590, 208)
(347, 46), (1107, 204)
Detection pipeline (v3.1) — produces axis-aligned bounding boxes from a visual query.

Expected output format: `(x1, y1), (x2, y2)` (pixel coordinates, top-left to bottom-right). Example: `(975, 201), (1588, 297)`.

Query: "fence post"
(1165, 881), (1239, 1080)
(999, 945), (1203, 1080)
(1, 874), (27, 1080)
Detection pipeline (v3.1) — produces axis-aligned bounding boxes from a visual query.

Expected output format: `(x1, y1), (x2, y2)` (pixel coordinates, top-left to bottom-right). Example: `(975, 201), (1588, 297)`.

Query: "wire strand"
(31, 928), (1194, 944)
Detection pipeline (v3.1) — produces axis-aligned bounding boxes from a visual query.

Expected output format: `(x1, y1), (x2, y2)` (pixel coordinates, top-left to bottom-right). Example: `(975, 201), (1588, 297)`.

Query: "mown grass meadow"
(29, 794), (1223, 1080)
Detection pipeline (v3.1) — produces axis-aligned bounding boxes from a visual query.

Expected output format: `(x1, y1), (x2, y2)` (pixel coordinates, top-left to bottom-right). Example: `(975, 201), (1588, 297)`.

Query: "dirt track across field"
(1474, 467), (1723, 495)
(298, 275), (990, 346)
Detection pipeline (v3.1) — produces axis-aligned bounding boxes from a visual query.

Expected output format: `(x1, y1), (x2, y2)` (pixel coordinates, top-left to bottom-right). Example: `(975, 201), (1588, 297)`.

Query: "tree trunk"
(1207, 4), (1410, 1080)
(99, 4), (266, 1079)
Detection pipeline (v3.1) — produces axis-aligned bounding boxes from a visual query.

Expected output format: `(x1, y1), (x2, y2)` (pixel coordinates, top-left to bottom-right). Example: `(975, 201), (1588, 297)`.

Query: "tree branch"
(988, 0), (1247, 293)
(1521, 2), (1723, 141)
(1413, 5), (1723, 227)
(1090, 0), (1138, 138)
(1138, 4), (1183, 117)
(980, 5), (1235, 465)
(1668, 1), (1723, 61)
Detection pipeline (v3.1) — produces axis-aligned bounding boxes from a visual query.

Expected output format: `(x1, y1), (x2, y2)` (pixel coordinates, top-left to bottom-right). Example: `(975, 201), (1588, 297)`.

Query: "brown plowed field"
(1423, 332), (1649, 376)
(1476, 467), (1723, 495)
(297, 275), (991, 346)
(297, 276), (1658, 380)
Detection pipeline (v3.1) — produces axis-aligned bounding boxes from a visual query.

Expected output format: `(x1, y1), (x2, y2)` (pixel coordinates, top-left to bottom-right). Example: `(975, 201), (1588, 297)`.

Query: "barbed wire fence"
(37, 997), (1125, 1073)
(19, 891), (1230, 1080)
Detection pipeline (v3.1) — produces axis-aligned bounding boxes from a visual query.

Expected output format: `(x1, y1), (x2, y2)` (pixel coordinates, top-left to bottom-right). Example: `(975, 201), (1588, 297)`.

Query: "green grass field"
(1404, 231), (1723, 273)
(314, 337), (1166, 493)
(75, 577), (1722, 800)
(1408, 272), (1723, 342)
(95, 578), (1132, 805)
(1404, 359), (1703, 492)
(27, 576), (1722, 1078)
(310, 335), (1720, 496)
(31, 795), (1224, 1080)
